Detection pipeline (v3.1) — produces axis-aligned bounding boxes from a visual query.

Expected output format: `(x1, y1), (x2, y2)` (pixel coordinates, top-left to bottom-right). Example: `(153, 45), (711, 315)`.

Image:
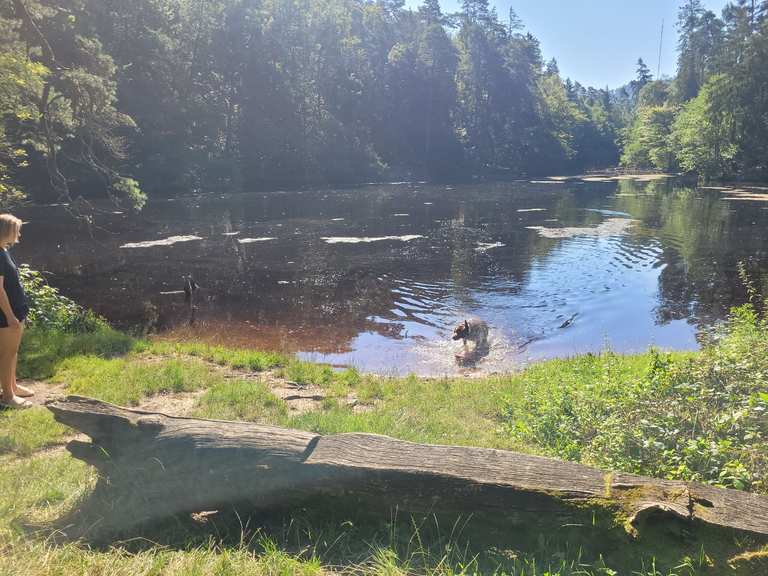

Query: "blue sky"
(404, 0), (729, 88)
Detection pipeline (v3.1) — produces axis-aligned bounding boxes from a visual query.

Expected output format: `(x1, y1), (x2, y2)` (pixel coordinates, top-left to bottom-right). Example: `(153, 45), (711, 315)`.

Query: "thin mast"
(657, 18), (664, 78)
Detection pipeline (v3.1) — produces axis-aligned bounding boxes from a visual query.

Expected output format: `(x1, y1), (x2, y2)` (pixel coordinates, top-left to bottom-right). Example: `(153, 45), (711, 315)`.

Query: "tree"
(634, 58), (653, 90)
(670, 74), (737, 179)
(676, 1), (723, 101)
(2, 0), (144, 208)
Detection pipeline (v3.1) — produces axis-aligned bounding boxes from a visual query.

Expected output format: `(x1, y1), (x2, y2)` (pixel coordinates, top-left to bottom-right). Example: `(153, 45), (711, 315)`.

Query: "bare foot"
(1, 395), (32, 409)
(14, 384), (35, 398)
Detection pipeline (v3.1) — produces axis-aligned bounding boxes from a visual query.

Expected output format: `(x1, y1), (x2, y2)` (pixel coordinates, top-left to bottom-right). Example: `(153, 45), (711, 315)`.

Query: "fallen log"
(48, 396), (768, 541)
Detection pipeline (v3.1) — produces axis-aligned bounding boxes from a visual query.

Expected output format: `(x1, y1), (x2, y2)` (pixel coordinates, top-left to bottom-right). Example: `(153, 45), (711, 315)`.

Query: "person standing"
(0, 214), (33, 409)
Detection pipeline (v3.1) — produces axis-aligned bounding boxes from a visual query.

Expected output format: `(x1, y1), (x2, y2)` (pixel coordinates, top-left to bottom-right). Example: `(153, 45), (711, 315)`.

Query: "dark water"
(15, 176), (768, 375)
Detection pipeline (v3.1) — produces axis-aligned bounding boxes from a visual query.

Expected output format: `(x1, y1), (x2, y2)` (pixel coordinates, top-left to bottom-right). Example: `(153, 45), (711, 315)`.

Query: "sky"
(404, 0), (729, 88)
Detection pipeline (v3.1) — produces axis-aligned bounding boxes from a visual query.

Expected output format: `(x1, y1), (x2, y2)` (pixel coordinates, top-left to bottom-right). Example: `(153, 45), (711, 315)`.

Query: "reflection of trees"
(614, 179), (761, 325)
(31, 179), (767, 354)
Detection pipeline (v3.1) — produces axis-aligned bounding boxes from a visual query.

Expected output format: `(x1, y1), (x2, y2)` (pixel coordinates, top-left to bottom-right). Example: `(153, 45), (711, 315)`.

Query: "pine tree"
(636, 58), (653, 86)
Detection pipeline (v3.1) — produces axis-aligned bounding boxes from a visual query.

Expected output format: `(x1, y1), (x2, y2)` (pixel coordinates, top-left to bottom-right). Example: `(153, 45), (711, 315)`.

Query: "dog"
(452, 318), (489, 350)
(452, 319), (490, 367)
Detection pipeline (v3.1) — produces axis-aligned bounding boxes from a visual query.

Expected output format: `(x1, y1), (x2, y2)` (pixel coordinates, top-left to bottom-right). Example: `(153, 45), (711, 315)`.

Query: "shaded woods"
(0, 0), (625, 207)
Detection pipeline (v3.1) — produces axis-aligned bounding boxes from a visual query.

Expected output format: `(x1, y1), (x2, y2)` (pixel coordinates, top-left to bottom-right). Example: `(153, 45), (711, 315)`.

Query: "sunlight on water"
(16, 177), (768, 375)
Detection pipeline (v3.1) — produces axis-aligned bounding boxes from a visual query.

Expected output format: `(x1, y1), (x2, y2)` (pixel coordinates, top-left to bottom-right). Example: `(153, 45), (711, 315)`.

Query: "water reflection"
(15, 178), (768, 375)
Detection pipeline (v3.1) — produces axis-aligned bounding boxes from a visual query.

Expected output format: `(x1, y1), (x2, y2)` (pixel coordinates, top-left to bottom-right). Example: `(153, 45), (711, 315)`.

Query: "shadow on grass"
(22, 493), (768, 575)
(18, 326), (136, 381)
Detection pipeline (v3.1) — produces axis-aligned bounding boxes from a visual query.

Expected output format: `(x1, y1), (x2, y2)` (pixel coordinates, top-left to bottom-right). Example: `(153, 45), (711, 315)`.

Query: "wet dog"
(452, 319), (490, 366)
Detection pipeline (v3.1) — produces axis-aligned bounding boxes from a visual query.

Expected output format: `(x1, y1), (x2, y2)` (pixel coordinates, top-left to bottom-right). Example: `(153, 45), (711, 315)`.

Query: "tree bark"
(48, 396), (768, 540)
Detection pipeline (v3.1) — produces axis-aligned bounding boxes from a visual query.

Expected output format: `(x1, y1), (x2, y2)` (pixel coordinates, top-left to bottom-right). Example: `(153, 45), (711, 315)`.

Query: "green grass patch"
(0, 454), (96, 537)
(18, 325), (135, 380)
(284, 374), (511, 450)
(192, 379), (289, 423)
(144, 340), (288, 371)
(279, 359), (335, 386)
(0, 407), (69, 456)
(53, 356), (218, 406)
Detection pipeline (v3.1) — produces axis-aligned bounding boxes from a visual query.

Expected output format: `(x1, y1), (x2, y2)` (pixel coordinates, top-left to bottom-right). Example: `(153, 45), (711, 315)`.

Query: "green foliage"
(1, 0), (627, 203)
(112, 176), (146, 211)
(621, 104), (677, 170)
(18, 265), (106, 333)
(501, 305), (768, 492)
(0, 0), (142, 207)
(0, 43), (47, 205)
(621, 1), (768, 179)
(670, 75), (737, 179)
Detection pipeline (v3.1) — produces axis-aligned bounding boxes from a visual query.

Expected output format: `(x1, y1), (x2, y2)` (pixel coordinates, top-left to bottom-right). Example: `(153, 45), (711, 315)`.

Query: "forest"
(1, 0), (767, 210)
(0, 0), (629, 208)
(622, 0), (768, 180)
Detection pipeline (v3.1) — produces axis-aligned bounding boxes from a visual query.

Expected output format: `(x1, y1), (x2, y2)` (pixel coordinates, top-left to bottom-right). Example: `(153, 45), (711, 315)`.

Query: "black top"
(0, 248), (29, 325)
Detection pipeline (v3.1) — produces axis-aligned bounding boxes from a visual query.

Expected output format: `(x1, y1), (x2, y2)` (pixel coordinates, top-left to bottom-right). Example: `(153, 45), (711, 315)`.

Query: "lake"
(15, 176), (768, 375)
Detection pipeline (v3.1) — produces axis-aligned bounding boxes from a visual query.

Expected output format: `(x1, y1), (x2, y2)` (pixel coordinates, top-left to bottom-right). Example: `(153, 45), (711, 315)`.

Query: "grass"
(18, 325), (135, 380)
(192, 379), (289, 423)
(144, 340), (288, 372)
(54, 356), (218, 407)
(0, 408), (69, 456)
(3, 305), (768, 573)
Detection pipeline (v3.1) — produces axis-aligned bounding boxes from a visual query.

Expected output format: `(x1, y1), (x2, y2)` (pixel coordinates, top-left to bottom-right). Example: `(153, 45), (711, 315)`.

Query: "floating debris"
(393, 213), (410, 217)
(475, 242), (505, 252)
(120, 235), (203, 249)
(517, 208), (547, 212)
(222, 231), (240, 236)
(586, 208), (632, 217)
(526, 218), (635, 239)
(331, 218), (345, 221)
(238, 237), (277, 244)
(321, 235), (424, 244)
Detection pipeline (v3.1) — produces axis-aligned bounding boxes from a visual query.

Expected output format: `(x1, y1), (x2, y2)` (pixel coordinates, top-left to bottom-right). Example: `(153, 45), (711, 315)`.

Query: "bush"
(18, 265), (107, 333)
(500, 304), (768, 492)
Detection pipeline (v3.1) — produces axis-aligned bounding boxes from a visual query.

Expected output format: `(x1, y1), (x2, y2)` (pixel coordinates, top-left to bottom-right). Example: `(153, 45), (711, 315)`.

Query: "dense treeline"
(622, 0), (768, 181)
(0, 0), (626, 207)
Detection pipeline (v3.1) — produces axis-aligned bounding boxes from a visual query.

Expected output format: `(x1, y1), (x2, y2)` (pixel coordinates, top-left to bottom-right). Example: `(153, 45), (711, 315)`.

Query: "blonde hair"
(0, 214), (22, 248)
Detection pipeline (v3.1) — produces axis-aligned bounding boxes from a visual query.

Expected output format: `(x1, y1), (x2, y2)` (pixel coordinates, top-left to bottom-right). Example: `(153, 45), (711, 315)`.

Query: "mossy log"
(48, 396), (768, 539)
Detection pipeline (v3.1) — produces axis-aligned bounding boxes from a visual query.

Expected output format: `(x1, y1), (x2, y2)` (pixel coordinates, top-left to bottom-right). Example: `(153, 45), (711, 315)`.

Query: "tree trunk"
(48, 396), (768, 541)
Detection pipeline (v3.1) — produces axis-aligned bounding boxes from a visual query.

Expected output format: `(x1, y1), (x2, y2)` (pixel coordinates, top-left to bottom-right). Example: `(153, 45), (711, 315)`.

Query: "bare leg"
(13, 354), (34, 397)
(10, 324), (32, 397)
(0, 325), (26, 406)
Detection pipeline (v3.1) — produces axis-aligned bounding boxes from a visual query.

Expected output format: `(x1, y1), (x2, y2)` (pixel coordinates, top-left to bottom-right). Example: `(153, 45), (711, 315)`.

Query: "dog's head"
(452, 320), (470, 340)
